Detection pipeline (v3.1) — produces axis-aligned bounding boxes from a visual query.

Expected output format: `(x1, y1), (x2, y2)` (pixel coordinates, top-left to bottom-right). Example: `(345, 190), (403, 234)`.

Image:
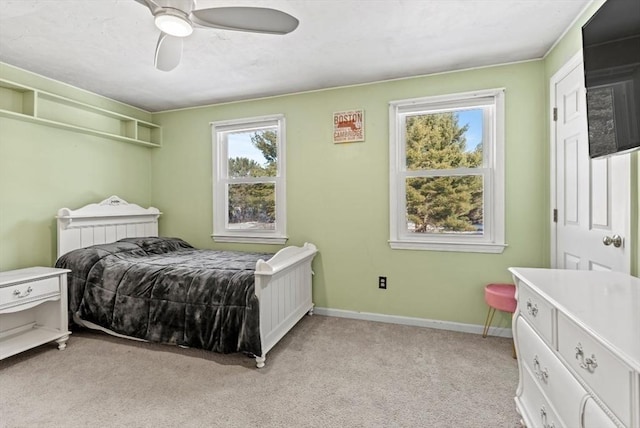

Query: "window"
(212, 115), (287, 244)
(389, 89), (506, 253)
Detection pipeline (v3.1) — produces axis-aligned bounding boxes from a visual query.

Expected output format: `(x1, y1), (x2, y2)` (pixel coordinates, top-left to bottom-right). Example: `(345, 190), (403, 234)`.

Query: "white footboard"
(254, 242), (317, 368)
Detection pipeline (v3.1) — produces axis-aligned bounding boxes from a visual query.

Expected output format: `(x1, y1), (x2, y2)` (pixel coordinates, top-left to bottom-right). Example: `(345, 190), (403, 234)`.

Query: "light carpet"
(0, 315), (520, 427)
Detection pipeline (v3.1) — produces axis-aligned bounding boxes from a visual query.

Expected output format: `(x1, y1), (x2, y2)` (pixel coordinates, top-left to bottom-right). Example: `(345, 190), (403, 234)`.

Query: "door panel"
(563, 136), (579, 224)
(553, 56), (630, 273)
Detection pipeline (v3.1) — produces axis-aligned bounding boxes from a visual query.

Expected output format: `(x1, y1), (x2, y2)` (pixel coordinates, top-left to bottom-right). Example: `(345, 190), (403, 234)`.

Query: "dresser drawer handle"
(575, 343), (598, 372)
(13, 286), (33, 298)
(532, 355), (549, 383)
(540, 406), (556, 428)
(526, 299), (538, 317)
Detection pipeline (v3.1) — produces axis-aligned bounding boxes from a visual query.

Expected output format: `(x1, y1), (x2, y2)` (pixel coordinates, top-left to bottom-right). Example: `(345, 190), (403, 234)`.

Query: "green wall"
(0, 63), (154, 270)
(152, 60), (548, 326)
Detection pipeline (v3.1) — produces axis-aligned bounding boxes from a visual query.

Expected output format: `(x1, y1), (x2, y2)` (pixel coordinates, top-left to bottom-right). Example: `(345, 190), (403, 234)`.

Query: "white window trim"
(388, 89), (506, 253)
(211, 114), (287, 245)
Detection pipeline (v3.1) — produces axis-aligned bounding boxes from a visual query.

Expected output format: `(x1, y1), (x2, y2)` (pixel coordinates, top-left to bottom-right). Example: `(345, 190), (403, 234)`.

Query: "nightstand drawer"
(0, 267), (70, 360)
(517, 284), (554, 345)
(0, 276), (61, 311)
(557, 312), (632, 427)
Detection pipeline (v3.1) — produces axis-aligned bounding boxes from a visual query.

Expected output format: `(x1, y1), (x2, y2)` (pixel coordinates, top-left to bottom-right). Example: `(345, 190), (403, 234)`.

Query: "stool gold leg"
(482, 307), (496, 338)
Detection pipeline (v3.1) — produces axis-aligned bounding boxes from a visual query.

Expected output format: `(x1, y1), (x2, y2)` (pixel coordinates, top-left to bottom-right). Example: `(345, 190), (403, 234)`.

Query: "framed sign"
(333, 109), (364, 143)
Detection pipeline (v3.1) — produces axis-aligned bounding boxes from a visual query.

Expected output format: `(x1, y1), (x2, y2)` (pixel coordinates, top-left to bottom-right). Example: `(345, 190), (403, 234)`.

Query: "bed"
(54, 195), (317, 368)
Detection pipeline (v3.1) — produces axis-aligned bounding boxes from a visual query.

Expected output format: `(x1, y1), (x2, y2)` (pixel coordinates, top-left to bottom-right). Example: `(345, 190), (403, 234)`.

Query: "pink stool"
(482, 283), (516, 338)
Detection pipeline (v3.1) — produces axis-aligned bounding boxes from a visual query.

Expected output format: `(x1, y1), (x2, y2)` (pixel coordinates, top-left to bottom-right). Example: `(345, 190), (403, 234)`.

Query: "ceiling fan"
(134, 0), (299, 71)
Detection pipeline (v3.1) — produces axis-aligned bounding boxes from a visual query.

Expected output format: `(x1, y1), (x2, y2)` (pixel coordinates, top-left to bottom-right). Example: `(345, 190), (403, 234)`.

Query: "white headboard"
(56, 195), (161, 258)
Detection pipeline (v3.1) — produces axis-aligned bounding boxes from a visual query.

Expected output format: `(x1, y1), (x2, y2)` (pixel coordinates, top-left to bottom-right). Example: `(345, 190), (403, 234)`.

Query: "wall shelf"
(0, 79), (161, 148)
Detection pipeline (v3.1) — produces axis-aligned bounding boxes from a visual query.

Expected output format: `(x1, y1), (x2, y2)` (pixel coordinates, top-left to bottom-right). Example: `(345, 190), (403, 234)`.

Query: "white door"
(552, 53), (630, 273)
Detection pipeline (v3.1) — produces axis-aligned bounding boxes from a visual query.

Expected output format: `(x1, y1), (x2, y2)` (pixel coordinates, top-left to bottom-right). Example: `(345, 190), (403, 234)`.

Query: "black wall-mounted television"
(582, 0), (640, 159)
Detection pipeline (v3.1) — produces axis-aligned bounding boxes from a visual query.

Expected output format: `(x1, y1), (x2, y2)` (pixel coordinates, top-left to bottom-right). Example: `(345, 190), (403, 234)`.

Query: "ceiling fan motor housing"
(152, 0), (196, 37)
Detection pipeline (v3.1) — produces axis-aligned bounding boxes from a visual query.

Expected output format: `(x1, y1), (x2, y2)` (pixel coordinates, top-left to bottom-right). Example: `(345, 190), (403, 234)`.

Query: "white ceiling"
(0, 0), (590, 112)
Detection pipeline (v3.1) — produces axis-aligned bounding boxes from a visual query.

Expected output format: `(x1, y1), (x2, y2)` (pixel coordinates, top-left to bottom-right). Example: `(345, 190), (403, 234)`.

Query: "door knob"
(603, 234), (622, 248)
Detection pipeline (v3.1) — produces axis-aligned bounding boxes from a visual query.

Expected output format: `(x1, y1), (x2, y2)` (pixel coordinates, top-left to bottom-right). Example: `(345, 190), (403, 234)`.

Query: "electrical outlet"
(378, 276), (387, 289)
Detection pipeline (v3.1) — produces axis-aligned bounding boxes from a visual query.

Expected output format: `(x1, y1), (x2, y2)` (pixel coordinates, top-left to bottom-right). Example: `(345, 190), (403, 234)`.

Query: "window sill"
(389, 240), (507, 254)
(211, 234), (288, 245)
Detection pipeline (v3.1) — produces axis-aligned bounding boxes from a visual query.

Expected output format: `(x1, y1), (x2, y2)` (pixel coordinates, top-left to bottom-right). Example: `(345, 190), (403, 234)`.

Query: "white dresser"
(0, 267), (71, 359)
(509, 268), (639, 428)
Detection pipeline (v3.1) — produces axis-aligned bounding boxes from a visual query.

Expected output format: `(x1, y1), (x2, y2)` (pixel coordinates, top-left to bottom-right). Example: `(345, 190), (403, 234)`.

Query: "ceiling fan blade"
(191, 7), (299, 35)
(154, 33), (183, 71)
(133, 0), (161, 15)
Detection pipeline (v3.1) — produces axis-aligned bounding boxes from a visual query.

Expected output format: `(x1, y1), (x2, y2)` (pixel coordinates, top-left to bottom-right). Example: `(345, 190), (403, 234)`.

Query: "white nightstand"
(0, 267), (71, 360)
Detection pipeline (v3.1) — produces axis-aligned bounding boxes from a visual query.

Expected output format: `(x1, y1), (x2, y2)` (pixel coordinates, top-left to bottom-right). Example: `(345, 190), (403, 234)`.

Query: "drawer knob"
(12, 286), (33, 298)
(533, 355), (549, 383)
(526, 299), (538, 317)
(540, 406), (556, 428)
(575, 343), (598, 372)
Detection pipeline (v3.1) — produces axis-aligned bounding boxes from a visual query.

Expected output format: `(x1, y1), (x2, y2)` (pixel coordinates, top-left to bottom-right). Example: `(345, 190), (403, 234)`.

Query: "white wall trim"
(313, 307), (513, 338)
(155, 59), (539, 115)
(211, 114), (286, 243)
(542, 0), (597, 60)
(388, 88), (506, 253)
(549, 50), (584, 268)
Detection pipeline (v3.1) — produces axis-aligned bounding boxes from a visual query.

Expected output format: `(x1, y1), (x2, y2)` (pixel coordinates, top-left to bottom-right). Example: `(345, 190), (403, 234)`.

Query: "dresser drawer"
(515, 315), (587, 427)
(0, 276), (61, 311)
(518, 366), (564, 428)
(557, 312), (632, 427)
(517, 284), (554, 346)
(582, 397), (619, 428)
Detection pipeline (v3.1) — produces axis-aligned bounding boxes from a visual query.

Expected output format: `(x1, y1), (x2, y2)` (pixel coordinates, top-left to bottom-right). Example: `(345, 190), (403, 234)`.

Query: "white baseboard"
(313, 307), (513, 338)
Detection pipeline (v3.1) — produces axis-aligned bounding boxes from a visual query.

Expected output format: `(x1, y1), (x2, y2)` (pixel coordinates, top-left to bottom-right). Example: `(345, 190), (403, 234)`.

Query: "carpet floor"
(0, 315), (521, 427)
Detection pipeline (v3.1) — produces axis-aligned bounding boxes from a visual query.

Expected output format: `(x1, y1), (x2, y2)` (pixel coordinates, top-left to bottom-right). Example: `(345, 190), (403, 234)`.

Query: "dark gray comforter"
(55, 237), (272, 356)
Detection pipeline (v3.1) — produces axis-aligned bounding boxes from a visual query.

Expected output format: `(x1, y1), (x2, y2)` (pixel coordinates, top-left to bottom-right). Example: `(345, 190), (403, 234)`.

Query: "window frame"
(211, 114), (287, 245)
(388, 89), (506, 253)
